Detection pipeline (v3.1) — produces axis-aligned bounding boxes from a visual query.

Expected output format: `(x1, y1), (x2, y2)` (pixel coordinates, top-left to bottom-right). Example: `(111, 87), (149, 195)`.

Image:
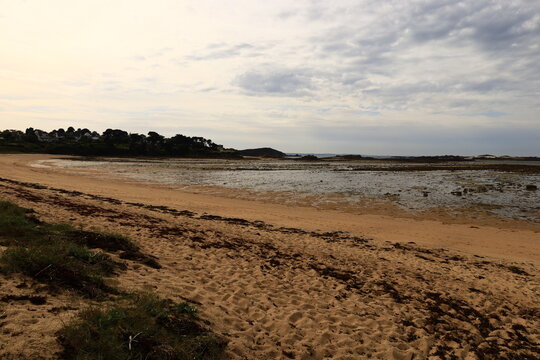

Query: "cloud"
(307, 0), (540, 55)
(186, 43), (259, 61)
(464, 111), (508, 118)
(2, 0), (539, 154)
(235, 68), (314, 96)
(461, 79), (515, 93)
(296, 0), (540, 112)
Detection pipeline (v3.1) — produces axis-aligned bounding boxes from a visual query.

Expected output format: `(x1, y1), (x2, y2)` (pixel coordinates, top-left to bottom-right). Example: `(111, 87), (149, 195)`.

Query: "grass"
(1, 241), (119, 297)
(0, 201), (142, 251)
(1, 201), (227, 357)
(0, 201), (127, 297)
(57, 293), (227, 360)
(0, 201), (41, 243)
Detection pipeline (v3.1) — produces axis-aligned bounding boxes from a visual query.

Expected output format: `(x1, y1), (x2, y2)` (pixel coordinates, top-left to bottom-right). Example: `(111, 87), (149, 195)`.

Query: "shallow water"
(34, 158), (540, 222)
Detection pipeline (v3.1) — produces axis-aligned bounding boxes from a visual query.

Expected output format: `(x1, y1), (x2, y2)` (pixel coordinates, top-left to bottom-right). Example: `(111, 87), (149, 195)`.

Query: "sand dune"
(0, 154), (538, 359)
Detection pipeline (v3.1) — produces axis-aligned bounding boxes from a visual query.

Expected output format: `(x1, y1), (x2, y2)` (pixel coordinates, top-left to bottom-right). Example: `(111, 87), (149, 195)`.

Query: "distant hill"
(238, 147), (286, 158)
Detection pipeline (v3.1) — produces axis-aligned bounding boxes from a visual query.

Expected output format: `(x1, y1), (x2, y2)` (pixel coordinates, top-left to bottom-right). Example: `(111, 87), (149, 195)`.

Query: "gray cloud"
(463, 111), (508, 118)
(307, 0), (540, 54)
(186, 43), (259, 61)
(461, 79), (515, 93)
(294, 0), (540, 111)
(214, 0), (540, 119)
(363, 77), (516, 104)
(235, 68), (313, 96)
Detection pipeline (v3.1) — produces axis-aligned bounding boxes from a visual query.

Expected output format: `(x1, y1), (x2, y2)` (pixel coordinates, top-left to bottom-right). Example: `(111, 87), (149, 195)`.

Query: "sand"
(0, 154), (538, 359)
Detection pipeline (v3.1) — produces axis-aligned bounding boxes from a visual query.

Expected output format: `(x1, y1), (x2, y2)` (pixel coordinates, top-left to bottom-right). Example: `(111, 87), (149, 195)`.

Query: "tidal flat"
(35, 157), (540, 223)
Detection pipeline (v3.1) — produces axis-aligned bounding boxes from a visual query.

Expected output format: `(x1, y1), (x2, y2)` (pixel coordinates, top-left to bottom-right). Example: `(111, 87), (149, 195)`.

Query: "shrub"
(0, 201), (128, 297)
(0, 241), (120, 297)
(0, 201), (41, 243)
(58, 293), (227, 360)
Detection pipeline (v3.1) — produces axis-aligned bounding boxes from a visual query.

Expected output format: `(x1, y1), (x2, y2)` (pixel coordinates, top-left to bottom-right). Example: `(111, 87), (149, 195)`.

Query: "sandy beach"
(0, 154), (539, 359)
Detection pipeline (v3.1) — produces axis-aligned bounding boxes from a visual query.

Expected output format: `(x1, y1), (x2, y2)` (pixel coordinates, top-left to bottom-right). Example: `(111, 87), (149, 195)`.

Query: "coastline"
(0, 154), (539, 359)
(2, 154), (539, 263)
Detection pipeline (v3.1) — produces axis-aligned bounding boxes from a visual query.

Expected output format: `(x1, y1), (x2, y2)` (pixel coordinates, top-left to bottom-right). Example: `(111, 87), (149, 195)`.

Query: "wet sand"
(0, 154), (539, 359)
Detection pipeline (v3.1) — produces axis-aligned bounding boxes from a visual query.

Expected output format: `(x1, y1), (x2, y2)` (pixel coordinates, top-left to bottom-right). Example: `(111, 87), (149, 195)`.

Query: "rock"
(525, 184), (537, 191)
(299, 155), (318, 161)
(451, 191), (463, 196)
(238, 147), (286, 158)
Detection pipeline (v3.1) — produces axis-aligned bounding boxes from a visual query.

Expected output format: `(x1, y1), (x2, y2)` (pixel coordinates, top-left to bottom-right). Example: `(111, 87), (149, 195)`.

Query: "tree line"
(0, 127), (237, 157)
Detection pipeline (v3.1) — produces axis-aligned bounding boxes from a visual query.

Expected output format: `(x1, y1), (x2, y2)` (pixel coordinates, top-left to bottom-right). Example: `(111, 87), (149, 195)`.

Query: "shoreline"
(0, 153), (539, 359)
(2, 154), (539, 263)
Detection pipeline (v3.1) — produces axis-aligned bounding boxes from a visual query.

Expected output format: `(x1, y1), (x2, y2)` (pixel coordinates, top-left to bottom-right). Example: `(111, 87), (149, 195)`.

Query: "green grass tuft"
(0, 201), (127, 297)
(57, 293), (227, 360)
(0, 201), (41, 243)
(0, 241), (119, 297)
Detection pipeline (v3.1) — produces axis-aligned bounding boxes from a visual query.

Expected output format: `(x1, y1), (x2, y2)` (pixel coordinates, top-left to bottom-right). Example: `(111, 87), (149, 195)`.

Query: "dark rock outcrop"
(238, 147), (286, 158)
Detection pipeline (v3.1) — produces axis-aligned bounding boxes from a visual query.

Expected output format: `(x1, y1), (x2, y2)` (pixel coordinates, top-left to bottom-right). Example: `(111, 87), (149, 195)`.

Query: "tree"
(0, 126), (226, 157)
(129, 133), (147, 154)
(65, 127), (76, 140)
(147, 131), (164, 144)
(103, 129), (130, 145)
(1, 130), (13, 141)
(24, 128), (38, 143)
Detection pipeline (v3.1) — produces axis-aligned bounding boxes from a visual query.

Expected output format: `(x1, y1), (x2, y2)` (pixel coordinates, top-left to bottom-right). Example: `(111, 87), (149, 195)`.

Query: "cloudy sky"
(1, 0), (539, 155)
